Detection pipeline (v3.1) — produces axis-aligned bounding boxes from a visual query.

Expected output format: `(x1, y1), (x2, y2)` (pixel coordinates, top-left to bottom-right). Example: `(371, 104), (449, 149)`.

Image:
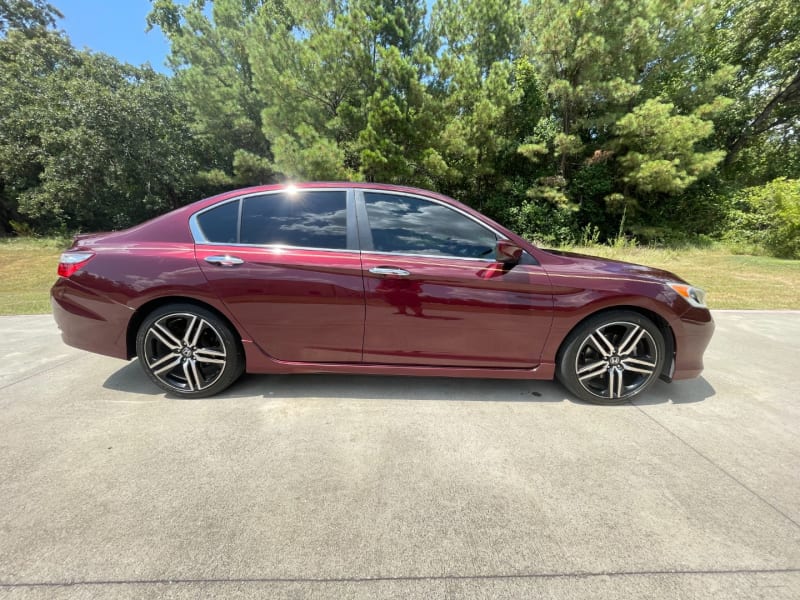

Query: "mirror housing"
(495, 239), (523, 264)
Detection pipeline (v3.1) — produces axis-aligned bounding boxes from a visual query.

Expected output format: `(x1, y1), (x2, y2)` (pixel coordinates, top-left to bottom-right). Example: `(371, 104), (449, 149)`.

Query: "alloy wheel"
(574, 321), (659, 401)
(142, 312), (228, 393)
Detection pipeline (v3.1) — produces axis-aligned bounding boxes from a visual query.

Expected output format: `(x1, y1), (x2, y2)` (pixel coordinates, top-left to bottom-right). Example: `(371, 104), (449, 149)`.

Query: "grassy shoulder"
(0, 237), (798, 315)
(0, 237), (68, 315)
(556, 244), (800, 309)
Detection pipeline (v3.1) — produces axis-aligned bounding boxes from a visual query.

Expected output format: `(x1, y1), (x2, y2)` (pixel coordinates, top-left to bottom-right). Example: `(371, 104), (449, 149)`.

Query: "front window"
(363, 192), (497, 259)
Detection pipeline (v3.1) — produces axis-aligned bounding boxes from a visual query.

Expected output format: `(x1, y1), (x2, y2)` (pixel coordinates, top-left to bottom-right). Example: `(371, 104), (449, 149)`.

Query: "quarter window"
(195, 200), (239, 244)
(240, 191), (347, 249)
(363, 192), (497, 259)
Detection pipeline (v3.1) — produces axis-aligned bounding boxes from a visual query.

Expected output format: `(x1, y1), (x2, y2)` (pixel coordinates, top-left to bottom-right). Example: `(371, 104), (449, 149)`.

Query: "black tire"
(557, 310), (665, 405)
(135, 303), (244, 398)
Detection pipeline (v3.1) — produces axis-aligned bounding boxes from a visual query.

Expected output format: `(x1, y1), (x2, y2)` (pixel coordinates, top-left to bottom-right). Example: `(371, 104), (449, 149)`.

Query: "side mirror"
(495, 239), (523, 264)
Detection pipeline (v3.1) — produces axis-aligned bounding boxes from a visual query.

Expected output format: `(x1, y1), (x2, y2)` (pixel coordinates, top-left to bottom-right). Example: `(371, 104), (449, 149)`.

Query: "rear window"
(195, 200), (239, 244)
(240, 191), (347, 249)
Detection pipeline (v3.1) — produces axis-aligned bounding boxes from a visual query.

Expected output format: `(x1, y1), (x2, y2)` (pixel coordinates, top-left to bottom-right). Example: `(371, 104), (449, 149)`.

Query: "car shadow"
(633, 376), (716, 405)
(103, 360), (716, 405)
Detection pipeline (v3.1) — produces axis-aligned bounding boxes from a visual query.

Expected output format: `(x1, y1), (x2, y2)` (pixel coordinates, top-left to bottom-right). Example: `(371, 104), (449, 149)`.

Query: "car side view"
(51, 183), (714, 404)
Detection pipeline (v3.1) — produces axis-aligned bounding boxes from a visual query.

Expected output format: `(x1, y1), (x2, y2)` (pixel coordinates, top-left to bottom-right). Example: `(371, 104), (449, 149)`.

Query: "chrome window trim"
(196, 241), (362, 255)
(359, 249), (496, 263)
(189, 188), (353, 251)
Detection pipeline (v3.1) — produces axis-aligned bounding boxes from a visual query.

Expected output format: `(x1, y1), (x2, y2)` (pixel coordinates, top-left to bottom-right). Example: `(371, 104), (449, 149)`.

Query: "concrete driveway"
(0, 311), (798, 599)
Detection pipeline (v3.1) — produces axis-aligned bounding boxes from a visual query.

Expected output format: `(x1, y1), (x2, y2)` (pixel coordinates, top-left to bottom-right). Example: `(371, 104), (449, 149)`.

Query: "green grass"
(557, 244), (800, 310)
(0, 238), (68, 315)
(1, 238), (798, 315)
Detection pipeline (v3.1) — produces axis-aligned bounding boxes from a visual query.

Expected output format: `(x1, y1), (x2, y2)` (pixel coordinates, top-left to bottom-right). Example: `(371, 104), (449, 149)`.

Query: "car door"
(357, 190), (553, 368)
(193, 188), (365, 363)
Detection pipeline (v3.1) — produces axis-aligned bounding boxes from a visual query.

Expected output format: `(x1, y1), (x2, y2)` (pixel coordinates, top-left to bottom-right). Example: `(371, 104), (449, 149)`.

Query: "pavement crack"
(2, 567), (799, 589)
(631, 402), (800, 531)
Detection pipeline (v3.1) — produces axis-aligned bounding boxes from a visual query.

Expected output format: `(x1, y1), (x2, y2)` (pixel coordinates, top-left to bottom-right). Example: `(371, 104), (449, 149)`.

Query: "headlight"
(667, 283), (707, 308)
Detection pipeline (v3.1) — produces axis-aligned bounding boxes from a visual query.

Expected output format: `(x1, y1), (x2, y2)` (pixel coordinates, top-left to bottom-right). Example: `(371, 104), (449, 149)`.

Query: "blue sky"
(56, 0), (171, 73)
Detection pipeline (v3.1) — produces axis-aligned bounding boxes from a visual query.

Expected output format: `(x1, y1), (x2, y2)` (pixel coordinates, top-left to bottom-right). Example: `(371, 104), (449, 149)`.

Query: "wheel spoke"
(619, 328), (646, 356)
(195, 348), (226, 364)
(588, 333), (612, 357)
(578, 359), (607, 382)
(578, 360), (607, 375)
(182, 316), (205, 347)
(603, 368), (623, 399)
(182, 361), (196, 391)
(621, 357), (656, 375)
(579, 366), (608, 382)
(147, 352), (178, 370)
(153, 356), (181, 375)
(623, 357), (656, 369)
(190, 360), (203, 390)
(151, 324), (181, 350)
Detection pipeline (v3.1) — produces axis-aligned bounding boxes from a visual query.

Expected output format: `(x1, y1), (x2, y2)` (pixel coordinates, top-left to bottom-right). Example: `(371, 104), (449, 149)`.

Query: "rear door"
(193, 188), (365, 363)
(357, 191), (553, 368)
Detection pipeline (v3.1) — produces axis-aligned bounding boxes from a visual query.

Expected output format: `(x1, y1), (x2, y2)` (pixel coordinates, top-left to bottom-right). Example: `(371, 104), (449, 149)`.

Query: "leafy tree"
(248, 1), (363, 180)
(614, 99), (726, 195)
(3, 0), (799, 248)
(429, 0), (534, 209)
(147, 0), (272, 186)
(712, 0), (800, 165)
(432, 0), (522, 76)
(0, 0), (63, 231)
(519, 0), (733, 238)
(725, 178), (800, 258)
(248, 0), (436, 181)
(0, 0), (59, 35)
(357, 45), (445, 185)
(0, 24), (202, 232)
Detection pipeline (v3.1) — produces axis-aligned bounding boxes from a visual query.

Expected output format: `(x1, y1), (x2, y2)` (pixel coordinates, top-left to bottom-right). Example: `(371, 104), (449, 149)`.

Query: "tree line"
(1, 0), (798, 255)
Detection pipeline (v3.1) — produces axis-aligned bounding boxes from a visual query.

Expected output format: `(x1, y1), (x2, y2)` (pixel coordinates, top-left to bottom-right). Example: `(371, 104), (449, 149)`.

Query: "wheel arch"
(126, 296), (245, 361)
(555, 305), (675, 381)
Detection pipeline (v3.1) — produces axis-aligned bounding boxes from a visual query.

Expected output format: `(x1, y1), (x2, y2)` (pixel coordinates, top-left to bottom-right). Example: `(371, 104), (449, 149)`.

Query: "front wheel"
(557, 311), (665, 404)
(135, 304), (244, 398)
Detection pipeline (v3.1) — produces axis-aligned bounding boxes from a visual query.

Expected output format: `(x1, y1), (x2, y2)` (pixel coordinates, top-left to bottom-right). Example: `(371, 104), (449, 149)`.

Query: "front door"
(358, 191), (553, 368)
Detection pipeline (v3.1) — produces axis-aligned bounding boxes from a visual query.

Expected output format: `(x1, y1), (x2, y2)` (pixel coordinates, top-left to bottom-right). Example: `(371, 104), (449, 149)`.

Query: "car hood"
(541, 249), (686, 284)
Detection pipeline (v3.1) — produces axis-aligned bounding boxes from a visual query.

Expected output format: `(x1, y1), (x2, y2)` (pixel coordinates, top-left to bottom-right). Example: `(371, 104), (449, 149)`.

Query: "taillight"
(57, 252), (95, 278)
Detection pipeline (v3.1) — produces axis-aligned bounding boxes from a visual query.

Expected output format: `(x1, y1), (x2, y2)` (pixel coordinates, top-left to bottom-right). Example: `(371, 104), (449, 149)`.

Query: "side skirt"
(241, 340), (555, 381)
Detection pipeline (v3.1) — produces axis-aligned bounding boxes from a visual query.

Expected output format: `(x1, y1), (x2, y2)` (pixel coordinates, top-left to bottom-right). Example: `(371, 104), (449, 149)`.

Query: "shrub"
(725, 178), (800, 259)
(481, 179), (580, 246)
(505, 200), (578, 246)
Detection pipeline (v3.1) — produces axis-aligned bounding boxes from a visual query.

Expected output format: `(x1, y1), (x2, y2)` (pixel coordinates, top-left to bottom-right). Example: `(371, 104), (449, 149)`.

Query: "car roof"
(205, 181), (455, 203)
(102, 182), (522, 247)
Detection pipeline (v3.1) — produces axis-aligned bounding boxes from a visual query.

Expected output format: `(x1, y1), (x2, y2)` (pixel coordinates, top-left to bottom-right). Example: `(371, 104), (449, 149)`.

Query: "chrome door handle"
(368, 267), (410, 276)
(204, 255), (244, 267)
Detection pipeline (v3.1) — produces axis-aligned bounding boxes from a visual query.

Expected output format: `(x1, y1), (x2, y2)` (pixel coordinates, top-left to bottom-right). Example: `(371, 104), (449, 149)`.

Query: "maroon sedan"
(51, 183), (714, 404)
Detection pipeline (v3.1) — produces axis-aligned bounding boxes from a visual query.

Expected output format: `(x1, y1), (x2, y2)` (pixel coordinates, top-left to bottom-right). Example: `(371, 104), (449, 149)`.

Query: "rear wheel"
(557, 310), (665, 404)
(135, 304), (244, 398)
